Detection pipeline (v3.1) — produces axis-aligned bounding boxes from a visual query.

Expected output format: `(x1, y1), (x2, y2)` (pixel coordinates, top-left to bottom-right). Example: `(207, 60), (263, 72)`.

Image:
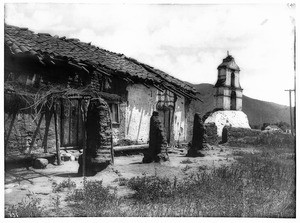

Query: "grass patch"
(5, 146), (295, 217)
(124, 146), (295, 217)
(5, 196), (45, 218)
(66, 178), (123, 216)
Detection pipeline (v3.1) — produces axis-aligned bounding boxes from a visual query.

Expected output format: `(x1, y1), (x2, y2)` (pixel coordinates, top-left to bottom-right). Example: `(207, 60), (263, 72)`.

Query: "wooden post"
(108, 108), (114, 165)
(285, 89), (295, 136)
(42, 108), (53, 153)
(31, 114), (43, 139)
(110, 121), (114, 165)
(53, 103), (61, 165)
(28, 112), (45, 154)
(81, 98), (90, 177)
(5, 112), (17, 154)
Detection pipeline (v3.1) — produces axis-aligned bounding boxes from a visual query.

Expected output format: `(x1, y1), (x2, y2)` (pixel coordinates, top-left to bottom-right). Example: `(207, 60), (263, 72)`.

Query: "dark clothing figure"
(143, 111), (169, 163)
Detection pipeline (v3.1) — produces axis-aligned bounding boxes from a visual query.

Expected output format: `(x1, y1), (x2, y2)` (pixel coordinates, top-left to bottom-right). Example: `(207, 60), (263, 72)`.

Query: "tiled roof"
(5, 24), (197, 98)
(217, 55), (240, 71)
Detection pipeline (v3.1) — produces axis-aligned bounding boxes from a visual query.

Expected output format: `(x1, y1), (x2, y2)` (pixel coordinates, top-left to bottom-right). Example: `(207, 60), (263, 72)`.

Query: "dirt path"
(5, 145), (257, 213)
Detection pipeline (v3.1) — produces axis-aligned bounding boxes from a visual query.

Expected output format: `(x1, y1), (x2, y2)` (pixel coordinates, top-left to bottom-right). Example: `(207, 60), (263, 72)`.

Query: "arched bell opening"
(230, 91), (236, 110)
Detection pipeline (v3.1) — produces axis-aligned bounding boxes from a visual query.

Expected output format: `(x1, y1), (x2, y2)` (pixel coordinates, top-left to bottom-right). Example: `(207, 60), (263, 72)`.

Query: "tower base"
(204, 110), (250, 137)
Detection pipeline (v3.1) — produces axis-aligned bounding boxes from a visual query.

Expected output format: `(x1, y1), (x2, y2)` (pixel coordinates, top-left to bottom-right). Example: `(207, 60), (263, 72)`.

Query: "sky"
(4, 3), (296, 106)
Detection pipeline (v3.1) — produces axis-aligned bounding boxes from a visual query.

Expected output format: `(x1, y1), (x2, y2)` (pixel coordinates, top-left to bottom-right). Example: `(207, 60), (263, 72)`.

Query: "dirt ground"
(5, 145), (258, 212)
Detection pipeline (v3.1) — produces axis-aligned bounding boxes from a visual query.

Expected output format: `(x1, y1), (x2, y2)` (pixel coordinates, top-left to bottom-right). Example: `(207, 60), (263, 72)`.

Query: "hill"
(191, 83), (292, 127)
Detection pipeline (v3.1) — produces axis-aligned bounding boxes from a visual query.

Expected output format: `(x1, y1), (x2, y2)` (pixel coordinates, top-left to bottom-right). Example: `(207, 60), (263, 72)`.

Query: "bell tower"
(214, 52), (243, 111)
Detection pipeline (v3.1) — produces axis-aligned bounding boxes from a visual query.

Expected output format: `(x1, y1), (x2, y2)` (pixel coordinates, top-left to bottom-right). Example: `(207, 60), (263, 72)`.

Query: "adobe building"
(4, 24), (199, 171)
(204, 52), (250, 136)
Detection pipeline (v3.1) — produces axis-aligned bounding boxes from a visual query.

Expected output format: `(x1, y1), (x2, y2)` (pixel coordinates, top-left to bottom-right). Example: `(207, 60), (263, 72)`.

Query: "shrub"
(127, 175), (175, 203)
(5, 196), (44, 218)
(66, 179), (122, 216)
(180, 159), (193, 164)
(52, 178), (76, 192)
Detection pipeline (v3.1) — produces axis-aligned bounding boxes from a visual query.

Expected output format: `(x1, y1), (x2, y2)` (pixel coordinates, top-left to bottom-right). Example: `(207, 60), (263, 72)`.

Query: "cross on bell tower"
(214, 52), (243, 111)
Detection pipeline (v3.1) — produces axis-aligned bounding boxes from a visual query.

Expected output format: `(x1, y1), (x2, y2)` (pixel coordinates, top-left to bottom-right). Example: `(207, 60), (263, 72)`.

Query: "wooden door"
(60, 99), (83, 147)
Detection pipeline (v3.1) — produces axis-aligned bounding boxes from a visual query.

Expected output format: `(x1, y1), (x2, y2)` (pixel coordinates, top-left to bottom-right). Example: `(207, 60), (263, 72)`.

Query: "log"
(113, 144), (148, 152)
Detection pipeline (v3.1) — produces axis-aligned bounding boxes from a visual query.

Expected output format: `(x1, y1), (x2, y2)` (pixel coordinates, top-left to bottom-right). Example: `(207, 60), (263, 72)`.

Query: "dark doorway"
(231, 72), (235, 87)
(230, 91), (236, 110)
(60, 99), (83, 147)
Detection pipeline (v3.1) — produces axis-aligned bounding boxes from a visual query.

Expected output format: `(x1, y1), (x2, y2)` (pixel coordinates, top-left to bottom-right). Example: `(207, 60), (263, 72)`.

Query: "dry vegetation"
(5, 144), (295, 218)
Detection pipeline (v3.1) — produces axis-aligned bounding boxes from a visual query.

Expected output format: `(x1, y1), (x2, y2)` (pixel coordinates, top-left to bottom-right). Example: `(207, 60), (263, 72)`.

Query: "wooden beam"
(28, 112), (45, 154)
(108, 109), (114, 165)
(42, 108), (53, 153)
(53, 104), (61, 165)
(5, 112), (17, 154)
(153, 84), (164, 92)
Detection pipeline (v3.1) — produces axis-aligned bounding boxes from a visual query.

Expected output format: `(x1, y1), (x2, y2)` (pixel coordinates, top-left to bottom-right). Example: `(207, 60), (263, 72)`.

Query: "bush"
(127, 175), (176, 203)
(5, 196), (45, 218)
(52, 178), (76, 192)
(180, 159), (193, 164)
(66, 179), (123, 216)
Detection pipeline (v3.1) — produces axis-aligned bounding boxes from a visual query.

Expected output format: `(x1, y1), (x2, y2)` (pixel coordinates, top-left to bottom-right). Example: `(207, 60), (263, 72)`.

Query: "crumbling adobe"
(78, 97), (112, 175)
(187, 113), (205, 157)
(143, 111), (169, 163)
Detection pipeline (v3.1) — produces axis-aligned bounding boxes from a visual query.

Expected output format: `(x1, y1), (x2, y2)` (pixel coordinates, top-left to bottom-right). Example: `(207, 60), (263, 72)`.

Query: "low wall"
(224, 126), (295, 148)
(204, 123), (219, 145)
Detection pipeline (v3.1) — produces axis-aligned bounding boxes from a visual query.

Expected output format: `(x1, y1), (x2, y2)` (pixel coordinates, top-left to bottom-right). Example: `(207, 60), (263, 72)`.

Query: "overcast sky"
(4, 3), (295, 106)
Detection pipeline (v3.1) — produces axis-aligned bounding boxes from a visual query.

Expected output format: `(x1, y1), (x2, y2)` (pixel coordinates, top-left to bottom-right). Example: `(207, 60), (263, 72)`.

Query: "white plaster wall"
(224, 88), (230, 97)
(223, 96), (231, 110)
(234, 71), (241, 88)
(215, 96), (223, 109)
(173, 97), (186, 142)
(125, 84), (188, 144)
(125, 84), (156, 143)
(236, 90), (243, 98)
(225, 69), (231, 86)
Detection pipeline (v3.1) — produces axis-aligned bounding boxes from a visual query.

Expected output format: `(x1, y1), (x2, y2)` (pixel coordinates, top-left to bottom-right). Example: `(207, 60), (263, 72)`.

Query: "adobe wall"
(125, 84), (156, 143)
(224, 126), (295, 147)
(125, 84), (189, 144)
(204, 123), (219, 145)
